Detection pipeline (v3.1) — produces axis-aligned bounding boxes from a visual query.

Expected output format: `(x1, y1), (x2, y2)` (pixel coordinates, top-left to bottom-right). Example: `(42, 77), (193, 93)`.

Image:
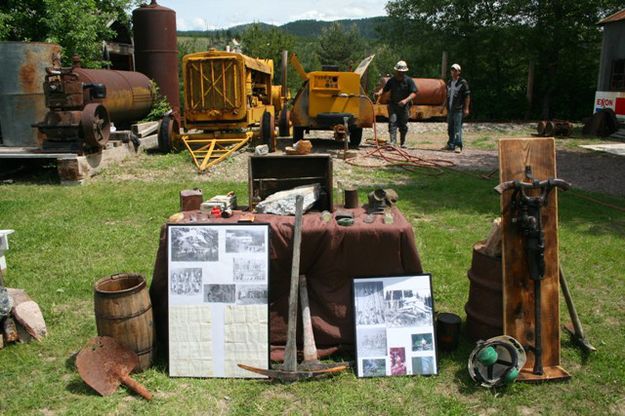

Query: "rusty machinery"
(289, 53), (375, 147)
(158, 49), (288, 173)
(34, 57), (154, 153)
(372, 76), (448, 121)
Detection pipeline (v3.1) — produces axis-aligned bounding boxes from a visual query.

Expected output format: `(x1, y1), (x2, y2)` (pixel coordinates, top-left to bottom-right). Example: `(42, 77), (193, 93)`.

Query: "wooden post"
(441, 51), (448, 80)
(283, 195), (304, 372)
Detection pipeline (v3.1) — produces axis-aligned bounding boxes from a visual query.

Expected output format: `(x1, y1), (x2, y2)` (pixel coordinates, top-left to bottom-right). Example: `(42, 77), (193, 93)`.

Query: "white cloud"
(288, 10), (344, 22)
(175, 16), (217, 31)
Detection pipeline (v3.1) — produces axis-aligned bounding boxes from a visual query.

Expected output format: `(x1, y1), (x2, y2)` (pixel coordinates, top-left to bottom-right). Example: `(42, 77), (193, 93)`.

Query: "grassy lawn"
(0, 156), (624, 415)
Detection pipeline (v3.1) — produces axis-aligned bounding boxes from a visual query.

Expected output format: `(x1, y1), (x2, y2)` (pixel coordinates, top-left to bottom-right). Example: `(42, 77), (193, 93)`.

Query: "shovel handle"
(120, 373), (153, 401)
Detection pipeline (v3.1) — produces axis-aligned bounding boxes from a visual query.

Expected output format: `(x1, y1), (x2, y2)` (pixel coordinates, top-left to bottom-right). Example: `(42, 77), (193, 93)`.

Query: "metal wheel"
(81, 103), (110, 148)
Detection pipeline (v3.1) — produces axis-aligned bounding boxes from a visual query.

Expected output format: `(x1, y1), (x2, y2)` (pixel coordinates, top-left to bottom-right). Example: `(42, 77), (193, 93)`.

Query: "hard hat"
(394, 60), (409, 72)
(451, 63), (461, 71)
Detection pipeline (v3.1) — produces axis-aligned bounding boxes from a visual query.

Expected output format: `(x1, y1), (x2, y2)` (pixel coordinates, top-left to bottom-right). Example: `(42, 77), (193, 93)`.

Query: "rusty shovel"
(76, 336), (153, 401)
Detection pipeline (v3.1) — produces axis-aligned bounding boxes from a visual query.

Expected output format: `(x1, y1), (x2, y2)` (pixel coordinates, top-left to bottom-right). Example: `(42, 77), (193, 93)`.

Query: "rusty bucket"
(94, 273), (155, 372)
(464, 244), (503, 342)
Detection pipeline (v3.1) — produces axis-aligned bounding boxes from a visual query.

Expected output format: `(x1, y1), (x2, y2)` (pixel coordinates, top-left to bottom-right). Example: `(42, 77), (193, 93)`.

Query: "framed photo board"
(167, 224), (270, 378)
(353, 274), (437, 377)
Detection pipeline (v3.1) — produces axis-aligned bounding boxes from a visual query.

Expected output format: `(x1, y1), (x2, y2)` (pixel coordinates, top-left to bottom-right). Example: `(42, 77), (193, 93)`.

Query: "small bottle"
(384, 212), (394, 224)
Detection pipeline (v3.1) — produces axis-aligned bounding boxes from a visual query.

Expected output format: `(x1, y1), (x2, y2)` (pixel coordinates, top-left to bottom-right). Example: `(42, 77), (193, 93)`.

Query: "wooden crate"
(248, 154), (333, 211)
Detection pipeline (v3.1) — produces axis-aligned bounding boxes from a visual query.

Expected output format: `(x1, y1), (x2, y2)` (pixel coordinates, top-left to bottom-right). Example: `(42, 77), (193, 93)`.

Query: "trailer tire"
(261, 111), (276, 152)
(158, 115), (178, 153)
(293, 126), (305, 143)
(349, 127), (363, 147)
(278, 110), (290, 137)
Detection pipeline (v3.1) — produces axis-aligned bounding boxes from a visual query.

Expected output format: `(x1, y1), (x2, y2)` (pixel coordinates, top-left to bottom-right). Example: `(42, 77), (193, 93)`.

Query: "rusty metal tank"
(132, 0), (180, 118)
(0, 42), (61, 147)
(375, 77), (447, 106)
(465, 243), (503, 342)
(72, 63), (154, 127)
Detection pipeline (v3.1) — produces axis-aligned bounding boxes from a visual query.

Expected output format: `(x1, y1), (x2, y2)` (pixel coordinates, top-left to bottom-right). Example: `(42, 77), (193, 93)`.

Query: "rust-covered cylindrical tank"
(465, 243), (503, 342)
(132, 0), (180, 118)
(73, 66), (154, 126)
(0, 42), (61, 147)
(375, 77), (447, 106)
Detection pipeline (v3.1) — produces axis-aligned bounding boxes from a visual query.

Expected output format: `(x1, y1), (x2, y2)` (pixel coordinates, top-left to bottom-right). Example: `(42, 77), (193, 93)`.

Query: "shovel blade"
(76, 336), (138, 396)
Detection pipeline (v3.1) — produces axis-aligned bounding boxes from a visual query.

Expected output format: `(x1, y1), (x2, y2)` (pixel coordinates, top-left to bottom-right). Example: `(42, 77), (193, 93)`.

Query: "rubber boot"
(389, 131), (397, 145)
(400, 132), (407, 148)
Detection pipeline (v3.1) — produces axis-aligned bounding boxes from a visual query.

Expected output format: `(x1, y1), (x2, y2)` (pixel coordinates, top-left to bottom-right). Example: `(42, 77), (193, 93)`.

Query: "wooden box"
(248, 154), (333, 211)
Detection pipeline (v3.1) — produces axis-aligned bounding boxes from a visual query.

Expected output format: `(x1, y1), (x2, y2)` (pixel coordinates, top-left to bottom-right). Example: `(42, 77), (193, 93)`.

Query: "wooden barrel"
(465, 244), (503, 342)
(94, 273), (154, 372)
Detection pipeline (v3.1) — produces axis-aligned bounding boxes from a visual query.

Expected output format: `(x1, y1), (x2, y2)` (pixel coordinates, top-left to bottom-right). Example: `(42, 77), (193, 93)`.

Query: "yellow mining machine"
(158, 49), (288, 172)
(289, 53), (375, 147)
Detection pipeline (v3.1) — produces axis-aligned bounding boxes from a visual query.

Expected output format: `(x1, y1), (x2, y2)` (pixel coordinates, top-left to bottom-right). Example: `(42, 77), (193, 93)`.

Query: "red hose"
(344, 96), (455, 174)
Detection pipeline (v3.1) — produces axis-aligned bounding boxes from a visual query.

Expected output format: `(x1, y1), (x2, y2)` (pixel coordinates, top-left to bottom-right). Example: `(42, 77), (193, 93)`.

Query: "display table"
(150, 206), (422, 360)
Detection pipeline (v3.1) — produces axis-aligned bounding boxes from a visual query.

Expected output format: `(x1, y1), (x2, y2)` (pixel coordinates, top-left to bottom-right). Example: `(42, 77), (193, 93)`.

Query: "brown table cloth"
(150, 206), (422, 360)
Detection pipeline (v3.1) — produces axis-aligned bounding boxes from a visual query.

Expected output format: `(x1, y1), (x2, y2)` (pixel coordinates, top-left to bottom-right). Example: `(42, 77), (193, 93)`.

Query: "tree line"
(2, 1), (622, 121)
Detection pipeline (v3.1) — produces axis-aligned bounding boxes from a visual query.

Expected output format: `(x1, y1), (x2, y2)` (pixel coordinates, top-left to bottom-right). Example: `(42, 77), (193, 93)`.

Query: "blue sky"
(156, 0), (388, 31)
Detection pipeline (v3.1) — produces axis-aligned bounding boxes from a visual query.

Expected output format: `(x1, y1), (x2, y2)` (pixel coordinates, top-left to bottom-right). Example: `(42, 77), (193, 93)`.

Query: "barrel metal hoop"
(96, 304), (152, 321)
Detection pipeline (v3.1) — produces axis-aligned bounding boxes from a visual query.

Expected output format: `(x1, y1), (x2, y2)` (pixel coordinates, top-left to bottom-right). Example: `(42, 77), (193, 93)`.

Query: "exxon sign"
(594, 91), (625, 121)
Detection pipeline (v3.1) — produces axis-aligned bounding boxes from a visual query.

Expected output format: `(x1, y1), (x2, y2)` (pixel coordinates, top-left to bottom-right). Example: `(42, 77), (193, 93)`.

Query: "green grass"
(0, 160), (624, 415)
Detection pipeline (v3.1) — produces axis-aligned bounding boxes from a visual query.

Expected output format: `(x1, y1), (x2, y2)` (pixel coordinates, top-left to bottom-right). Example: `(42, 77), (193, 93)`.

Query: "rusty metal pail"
(344, 188), (359, 208)
(464, 243), (503, 342)
(436, 312), (462, 351)
(94, 273), (155, 372)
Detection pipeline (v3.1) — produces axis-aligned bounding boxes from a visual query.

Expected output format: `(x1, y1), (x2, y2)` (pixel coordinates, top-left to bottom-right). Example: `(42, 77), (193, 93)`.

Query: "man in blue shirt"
(445, 63), (471, 153)
(383, 61), (418, 148)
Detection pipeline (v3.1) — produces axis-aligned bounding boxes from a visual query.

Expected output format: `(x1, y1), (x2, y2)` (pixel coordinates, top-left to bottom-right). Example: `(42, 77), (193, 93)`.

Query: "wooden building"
(595, 9), (625, 121)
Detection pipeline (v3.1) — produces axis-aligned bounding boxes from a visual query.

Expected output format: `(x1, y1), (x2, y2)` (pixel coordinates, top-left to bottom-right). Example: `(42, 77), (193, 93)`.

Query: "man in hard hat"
(444, 63), (471, 153)
(383, 60), (418, 147)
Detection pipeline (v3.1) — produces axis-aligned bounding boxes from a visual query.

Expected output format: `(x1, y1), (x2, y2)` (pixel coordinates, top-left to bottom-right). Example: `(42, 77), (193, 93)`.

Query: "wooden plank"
(498, 138), (568, 381)
(131, 121), (159, 138)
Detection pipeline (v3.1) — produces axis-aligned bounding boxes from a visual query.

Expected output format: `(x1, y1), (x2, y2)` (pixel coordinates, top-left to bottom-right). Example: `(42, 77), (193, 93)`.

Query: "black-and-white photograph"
(171, 227), (219, 262)
(235, 285), (268, 305)
(170, 267), (202, 295)
(225, 229), (266, 253)
(412, 356), (436, 375)
(411, 333), (434, 351)
(383, 288), (433, 328)
(356, 327), (387, 356)
(354, 281), (386, 325)
(362, 358), (387, 377)
(233, 258), (266, 282)
(353, 275), (437, 378)
(204, 284), (236, 303)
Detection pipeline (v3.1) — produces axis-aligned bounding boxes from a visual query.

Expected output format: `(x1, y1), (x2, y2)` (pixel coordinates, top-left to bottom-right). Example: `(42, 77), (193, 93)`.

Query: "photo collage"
(167, 224), (270, 378)
(353, 275), (437, 377)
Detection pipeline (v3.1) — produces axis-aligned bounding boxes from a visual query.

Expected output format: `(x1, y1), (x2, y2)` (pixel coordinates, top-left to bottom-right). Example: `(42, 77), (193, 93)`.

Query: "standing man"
(445, 63), (470, 153)
(383, 60), (418, 148)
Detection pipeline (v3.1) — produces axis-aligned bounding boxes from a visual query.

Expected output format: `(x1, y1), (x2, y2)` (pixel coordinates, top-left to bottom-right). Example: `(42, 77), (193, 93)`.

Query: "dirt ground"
(2, 122), (623, 198)
(204, 122), (625, 198)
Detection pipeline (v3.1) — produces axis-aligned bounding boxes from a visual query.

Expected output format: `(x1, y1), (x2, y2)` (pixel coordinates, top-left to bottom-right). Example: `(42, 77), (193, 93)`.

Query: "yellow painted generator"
(289, 53), (375, 147)
(159, 49), (286, 172)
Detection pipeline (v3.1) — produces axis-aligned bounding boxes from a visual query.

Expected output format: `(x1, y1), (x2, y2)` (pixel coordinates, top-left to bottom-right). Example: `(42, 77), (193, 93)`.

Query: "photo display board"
(167, 224), (270, 378)
(353, 274), (437, 377)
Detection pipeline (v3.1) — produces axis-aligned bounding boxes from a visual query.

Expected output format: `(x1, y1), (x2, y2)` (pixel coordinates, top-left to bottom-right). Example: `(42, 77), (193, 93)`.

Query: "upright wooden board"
(498, 138), (569, 381)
